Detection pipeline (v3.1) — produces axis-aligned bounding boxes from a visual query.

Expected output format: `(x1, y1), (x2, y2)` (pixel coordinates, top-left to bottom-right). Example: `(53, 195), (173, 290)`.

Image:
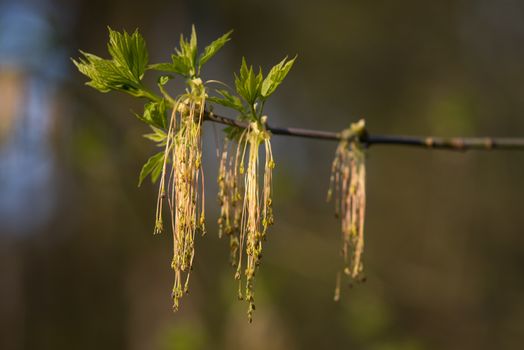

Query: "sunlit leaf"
(198, 30), (233, 68)
(107, 27), (148, 81)
(143, 126), (168, 144)
(135, 99), (168, 129)
(150, 50), (192, 74)
(208, 89), (244, 112)
(73, 28), (151, 98)
(234, 58), (263, 105)
(138, 152), (165, 187)
(261, 56), (296, 99)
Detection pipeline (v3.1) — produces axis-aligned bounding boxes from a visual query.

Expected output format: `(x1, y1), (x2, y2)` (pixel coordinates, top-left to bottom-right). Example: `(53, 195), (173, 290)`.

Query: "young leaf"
(73, 52), (141, 94)
(239, 57), (249, 80)
(143, 126), (167, 144)
(177, 26), (198, 77)
(208, 89), (244, 112)
(138, 152), (165, 187)
(107, 27), (148, 82)
(234, 57), (248, 98)
(234, 58), (263, 106)
(135, 99), (168, 129)
(189, 25), (198, 62)
(150, 27), (200, 77)
(252, 68), (264, 102)
(73, 28), (151, 98)
(198, 30), (233, 69)
(73, 53), (114, 93)
(158, 75), (171, 86)
(261, 56), (296, 99)
(149, 61), (186, 75)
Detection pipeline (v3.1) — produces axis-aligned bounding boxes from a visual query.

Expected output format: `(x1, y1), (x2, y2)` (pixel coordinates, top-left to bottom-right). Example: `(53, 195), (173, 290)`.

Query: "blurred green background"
(1, 0), (524, 349)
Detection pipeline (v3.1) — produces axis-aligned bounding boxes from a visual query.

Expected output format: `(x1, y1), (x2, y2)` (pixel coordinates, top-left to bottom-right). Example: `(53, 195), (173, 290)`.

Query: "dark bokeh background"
(1, 0), (524, 349)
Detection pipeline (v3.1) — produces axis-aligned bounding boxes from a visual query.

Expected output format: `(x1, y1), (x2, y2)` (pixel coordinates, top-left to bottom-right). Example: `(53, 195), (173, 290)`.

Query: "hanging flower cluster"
(154, 80), (208, 310)
(212, 57), (293, 321)
(328, 119), (367, 301)
(73, 26), (367, 321)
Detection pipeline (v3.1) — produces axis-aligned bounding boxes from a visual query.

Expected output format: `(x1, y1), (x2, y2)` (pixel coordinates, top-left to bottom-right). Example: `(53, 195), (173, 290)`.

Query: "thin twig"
(204, 111), (524, 151)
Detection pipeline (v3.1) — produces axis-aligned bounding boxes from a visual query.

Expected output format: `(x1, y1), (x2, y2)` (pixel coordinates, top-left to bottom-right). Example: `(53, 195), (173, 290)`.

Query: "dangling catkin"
(328, 119), (367, 301)
(155, 87), (207, 311)
(218, 120), (274, 322)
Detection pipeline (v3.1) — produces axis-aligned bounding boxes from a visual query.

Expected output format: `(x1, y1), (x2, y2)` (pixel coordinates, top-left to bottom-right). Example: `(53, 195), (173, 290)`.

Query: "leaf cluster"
(150, 25), (232, 79)
(211, 56), (296, 123)
(73, 26), (295, 185)
(138, 151), (165, 187)
(72, 28), (152, 99)
(74, 26), (234, 185)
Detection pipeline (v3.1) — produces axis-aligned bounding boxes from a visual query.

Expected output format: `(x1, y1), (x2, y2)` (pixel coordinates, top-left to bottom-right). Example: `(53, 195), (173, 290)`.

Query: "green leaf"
(151, 26), (231, 78)
(73, 53), (110, 93)
(174, 54), (192, 75)
(73, 28), (151, 98)
(177, 26), (198, 77)
(198, 30), (233, 68)
(261, 56), (296, 99)
(234, 58), (263, 105)
(135, 99), (168, 129)
(239, 57), (249, 80)
(143, 126), (168, 144)
(151, 26), (200, 77)
(138, 152), (165, 187)
(107, 27), (148, 81)
(253, 70), (263, 101)
(149, 62), (179, 73)
(208, 89), (244, 112)
(149, 53), (191, 75)
(189, 25), (198, 60)
(73, 52), (141, 95)
(158, 75), (171, 86)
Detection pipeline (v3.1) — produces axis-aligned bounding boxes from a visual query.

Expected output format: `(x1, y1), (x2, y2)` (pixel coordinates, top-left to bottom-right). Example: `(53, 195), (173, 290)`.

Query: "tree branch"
(204, 111), (524, 151)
